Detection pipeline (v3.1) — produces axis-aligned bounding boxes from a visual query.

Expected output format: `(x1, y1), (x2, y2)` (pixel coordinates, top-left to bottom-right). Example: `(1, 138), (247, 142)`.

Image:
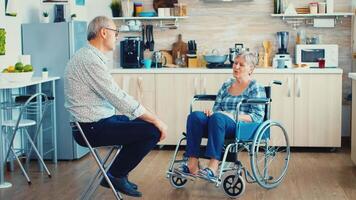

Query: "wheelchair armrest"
(241, 98), (270, 104)
(193, 95), (217, 101)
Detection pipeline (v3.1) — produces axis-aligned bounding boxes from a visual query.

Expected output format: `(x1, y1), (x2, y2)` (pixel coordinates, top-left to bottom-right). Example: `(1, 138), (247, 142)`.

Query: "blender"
(273, 31), (292, 68)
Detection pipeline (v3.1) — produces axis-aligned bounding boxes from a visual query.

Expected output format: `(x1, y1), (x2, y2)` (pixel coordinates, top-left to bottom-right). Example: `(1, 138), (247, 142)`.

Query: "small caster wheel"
(222, 174), (245, 198)
(169, 174), (188, 189)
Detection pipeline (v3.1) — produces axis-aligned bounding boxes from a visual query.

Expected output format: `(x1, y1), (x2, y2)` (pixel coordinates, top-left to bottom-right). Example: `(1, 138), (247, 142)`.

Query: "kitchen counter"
(349, 73), (356, 80)
(111, 67), (343, 74)
(349, 73), (356, 165)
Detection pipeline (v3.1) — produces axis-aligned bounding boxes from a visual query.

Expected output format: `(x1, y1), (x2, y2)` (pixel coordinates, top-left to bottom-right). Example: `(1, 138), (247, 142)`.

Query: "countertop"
(349, 73), (356, 80)
(0, 77), (60, 89)
(111, 68), (343, 74)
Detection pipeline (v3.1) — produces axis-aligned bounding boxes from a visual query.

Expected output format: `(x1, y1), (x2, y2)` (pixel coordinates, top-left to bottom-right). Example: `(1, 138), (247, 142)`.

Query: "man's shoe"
(101, 175), (138, 190)
(100, 176), (142, 197)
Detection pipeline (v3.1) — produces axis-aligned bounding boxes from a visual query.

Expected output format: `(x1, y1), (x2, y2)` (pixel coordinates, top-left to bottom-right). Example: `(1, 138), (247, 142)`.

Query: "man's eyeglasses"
(104, 27), (119, 37)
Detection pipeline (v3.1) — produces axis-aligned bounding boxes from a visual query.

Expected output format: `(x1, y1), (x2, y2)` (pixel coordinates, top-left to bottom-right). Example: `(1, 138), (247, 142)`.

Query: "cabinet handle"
(202, 77), (207, 94)
(194, 77), (199, 95)
(296, 77), (301, 97)
(122, 76), (130, 92)
(287, 77), (291, 97)
(137, 76), (144, 103)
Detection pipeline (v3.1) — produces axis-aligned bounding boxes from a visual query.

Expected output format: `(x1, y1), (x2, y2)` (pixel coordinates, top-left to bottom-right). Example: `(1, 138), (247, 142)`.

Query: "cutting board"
(172, 34), (188, 67)
(153, 0), (177, 12)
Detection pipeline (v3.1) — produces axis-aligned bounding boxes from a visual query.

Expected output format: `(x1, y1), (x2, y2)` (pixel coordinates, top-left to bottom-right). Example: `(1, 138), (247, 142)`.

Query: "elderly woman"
(179, 51), (266, 180)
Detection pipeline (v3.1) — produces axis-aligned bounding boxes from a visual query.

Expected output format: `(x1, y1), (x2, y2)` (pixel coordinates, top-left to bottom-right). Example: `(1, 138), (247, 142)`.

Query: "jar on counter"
(134, 3), (143, 17)
(318, 2), (326, 14)
(174, 3), (187, 16)
(309, 2), (318, 14)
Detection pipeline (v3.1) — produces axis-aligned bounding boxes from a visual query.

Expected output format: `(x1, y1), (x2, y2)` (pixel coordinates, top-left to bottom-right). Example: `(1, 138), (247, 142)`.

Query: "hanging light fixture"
(5, 0), (18, 17)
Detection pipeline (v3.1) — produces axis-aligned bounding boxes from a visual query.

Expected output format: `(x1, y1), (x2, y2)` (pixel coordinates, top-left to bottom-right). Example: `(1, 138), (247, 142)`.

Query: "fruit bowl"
(1, 71), (34, 83)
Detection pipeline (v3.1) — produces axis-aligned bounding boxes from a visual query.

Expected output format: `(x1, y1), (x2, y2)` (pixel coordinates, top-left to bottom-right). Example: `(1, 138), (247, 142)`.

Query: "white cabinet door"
(294, 74), (341, 147)
(155, 74), (200, 145)
(351, 80), (356, 164)
(252, 73), (295, 146)
(112, 74), (156, 114)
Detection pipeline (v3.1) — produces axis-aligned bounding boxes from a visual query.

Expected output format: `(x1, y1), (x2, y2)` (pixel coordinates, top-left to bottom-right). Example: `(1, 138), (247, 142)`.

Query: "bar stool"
(1, 93), (51, 184)
(70, 121), (123, 200)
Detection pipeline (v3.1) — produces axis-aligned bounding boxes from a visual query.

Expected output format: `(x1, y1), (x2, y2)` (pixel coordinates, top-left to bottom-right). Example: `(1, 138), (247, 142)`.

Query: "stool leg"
(9, 146), (31, 184)
(82, 147), (121, 200)
(3, 129), (31, 183)
(23, 130), (51, 177)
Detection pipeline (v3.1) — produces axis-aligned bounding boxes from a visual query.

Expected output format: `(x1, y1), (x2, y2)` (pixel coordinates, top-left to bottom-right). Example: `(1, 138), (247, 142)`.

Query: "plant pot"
(111, 9), (122, 17)
(42, 17), (50, 23)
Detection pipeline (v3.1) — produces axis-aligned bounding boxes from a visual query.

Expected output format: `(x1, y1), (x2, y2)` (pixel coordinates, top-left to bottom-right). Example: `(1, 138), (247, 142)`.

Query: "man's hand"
(155, 120), (168, 141)
(204, 109), (213, 117)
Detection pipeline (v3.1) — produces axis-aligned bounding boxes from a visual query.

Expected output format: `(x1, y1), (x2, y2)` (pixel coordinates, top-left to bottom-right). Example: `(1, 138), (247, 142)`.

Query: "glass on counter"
(174, 3), (187, 16)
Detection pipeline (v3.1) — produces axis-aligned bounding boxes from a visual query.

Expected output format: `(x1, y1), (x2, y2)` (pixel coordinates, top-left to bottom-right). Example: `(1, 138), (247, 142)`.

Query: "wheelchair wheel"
(169, 174), (188, 189)
(222, 174), (245, 198)
(250, 120), (290, 189)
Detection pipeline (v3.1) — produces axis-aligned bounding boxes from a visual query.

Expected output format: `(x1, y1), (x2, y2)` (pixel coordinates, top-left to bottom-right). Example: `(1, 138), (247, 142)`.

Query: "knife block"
(187, 54), (198, 68)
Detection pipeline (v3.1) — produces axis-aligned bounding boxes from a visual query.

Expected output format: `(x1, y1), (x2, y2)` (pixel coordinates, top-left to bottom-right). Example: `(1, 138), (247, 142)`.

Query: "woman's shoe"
(174, 164), (197, 178)
(198, 168), (217, 182)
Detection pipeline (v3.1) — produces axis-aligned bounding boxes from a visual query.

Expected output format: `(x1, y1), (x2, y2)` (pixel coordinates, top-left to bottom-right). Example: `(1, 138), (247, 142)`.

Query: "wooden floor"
(1, 147), (356, 200)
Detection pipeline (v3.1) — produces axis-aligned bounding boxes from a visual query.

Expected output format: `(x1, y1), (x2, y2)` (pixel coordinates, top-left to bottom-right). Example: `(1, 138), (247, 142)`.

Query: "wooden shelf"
(113, 16), (188, 30)
(271, 12), (353, 28)
(112, 16), (188, 20)
(271, 12), (354, 18)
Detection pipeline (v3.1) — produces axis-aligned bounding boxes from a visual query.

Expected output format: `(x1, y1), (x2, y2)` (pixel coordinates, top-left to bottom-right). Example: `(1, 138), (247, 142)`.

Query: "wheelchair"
(166, 81), (291, 198)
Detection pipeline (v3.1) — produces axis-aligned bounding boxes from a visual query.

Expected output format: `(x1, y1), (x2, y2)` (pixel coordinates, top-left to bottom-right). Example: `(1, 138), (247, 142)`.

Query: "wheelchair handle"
(193, 95), (217, 101)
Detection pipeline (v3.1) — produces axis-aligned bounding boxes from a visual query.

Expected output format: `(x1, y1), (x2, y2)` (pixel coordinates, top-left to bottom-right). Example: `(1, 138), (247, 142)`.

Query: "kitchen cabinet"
(350, 74), (356, 165)
(293, 74), (341, 147)
(254, 73), (341, 147)
(155, 74), (198, 144)
(252, 74), (294, 146)
(112, 74), (156, 114)
(111, 69), (342, 147)
(155, 73), (232, 145)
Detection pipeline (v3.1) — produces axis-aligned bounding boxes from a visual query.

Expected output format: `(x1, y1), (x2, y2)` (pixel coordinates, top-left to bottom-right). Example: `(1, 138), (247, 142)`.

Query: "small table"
(0, 77), (59, 189)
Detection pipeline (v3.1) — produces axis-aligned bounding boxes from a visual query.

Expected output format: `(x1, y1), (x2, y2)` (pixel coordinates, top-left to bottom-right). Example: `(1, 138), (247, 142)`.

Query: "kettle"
(152, 51), (167, 68)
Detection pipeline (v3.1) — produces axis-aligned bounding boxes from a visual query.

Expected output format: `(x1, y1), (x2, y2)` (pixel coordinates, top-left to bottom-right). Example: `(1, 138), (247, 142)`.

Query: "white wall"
(0, 0), (87, 68)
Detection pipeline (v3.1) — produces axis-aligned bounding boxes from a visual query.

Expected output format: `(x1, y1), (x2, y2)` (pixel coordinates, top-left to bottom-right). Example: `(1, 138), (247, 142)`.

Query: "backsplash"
(113, 0), (352, 97)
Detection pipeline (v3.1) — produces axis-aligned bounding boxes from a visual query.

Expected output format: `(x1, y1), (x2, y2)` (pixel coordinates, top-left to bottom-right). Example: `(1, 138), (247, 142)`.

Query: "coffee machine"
(120, 37), (144, 68)
(273, 31), (292, 68)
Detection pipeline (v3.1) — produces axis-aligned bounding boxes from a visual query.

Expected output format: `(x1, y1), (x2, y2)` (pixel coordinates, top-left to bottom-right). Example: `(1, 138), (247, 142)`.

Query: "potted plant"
(42, 11), (50, 23)
(110, 0), (122, 17)
(70, 14), (77, 21)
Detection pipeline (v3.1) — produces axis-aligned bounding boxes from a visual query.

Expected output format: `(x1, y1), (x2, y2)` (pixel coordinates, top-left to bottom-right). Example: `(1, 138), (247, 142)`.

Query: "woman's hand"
(204, 109), (213, 117)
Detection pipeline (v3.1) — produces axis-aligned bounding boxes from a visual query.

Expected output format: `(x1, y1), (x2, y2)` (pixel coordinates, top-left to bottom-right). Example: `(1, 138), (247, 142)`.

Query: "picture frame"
(76, 0), (85, 6)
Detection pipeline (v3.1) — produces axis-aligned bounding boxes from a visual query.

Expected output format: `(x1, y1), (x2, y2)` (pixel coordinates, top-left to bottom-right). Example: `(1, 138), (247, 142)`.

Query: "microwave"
(295, 44), (338, 68)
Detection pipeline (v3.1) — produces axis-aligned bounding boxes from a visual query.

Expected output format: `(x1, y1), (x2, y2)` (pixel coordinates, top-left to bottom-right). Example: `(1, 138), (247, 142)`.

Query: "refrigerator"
(21, 21), (89, 160)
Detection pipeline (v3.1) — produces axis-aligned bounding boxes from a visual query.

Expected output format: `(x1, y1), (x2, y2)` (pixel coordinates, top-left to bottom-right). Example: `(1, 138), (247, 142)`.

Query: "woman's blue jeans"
(186, 111), (236, 160)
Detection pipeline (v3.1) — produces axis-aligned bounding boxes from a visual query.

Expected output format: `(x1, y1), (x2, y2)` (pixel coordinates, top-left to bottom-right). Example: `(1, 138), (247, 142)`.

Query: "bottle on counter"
(42, 67), (48, 79)
(274, 0), (281, 14)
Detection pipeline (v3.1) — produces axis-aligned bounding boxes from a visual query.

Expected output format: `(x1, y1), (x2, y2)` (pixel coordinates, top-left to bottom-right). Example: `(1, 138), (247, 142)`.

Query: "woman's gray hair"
(87, 16), (113, 41)
(236, 51), (258, 69)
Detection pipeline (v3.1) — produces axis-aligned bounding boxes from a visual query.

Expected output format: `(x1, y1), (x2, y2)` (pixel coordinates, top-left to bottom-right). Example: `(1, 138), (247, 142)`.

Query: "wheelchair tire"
(222, 174), (245, 198)
(169, 174), (188, 189)
(250, 120), (291, 189)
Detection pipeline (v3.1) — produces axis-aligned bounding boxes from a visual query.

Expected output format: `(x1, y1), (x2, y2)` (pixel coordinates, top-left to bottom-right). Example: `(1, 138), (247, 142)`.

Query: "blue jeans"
(73, 115), (160, 178)
(186, 111), (236, 160)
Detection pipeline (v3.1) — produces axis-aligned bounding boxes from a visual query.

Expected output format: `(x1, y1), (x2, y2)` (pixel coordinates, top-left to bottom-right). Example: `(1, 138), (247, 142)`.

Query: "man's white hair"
(87, 16), (113, 41)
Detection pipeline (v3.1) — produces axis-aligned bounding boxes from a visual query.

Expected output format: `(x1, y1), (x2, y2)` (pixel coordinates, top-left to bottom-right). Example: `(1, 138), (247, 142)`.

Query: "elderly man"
(64, 16), (167, 197)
